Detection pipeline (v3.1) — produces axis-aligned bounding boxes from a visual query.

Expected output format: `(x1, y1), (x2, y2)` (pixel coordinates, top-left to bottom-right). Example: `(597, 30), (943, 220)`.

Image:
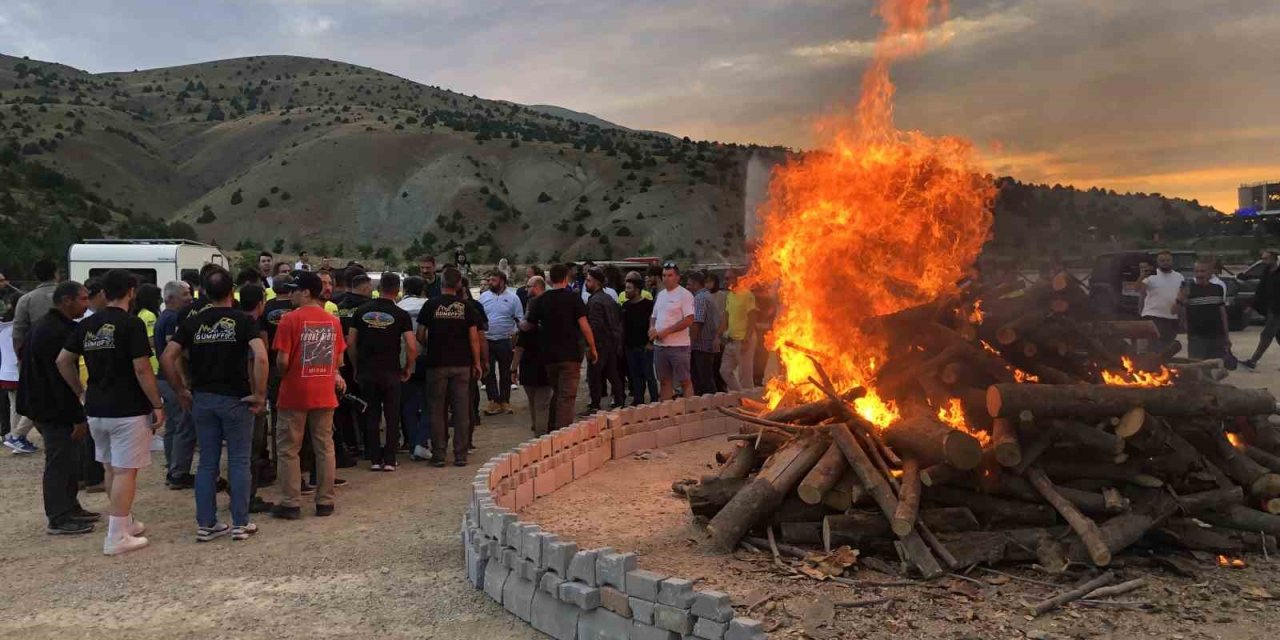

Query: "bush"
(616, 226), (632, 236)
(196, 206), (216, 224)
(270, 186), (279, 194)
(281, 191), (291, 201)
(574, 224), (587, 237)
(537, 191), (552, 203)
(257, 197), (270, 208)
(272, 238), (285, 253)
(230, 189), (243, 205)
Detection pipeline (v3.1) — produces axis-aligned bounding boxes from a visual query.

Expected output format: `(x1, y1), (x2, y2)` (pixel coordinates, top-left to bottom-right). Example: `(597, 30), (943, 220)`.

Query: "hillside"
(0, 53), (772, 269)
(0, 52), (1229, 277)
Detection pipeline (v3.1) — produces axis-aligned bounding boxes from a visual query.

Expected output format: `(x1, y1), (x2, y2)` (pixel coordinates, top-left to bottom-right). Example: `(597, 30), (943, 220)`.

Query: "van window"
(89, 268), (157, 285)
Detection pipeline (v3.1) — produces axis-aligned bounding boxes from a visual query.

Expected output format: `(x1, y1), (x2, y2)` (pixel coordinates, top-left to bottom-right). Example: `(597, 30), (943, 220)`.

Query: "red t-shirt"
(273, 305), (346, 410)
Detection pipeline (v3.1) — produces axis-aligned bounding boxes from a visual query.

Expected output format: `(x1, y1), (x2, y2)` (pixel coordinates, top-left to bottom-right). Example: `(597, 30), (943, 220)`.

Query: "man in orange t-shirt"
(271, 271), (346, 519)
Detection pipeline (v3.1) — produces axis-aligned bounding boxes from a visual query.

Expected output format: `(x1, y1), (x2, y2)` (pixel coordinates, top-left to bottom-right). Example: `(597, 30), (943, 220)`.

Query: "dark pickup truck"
(1087, 250), (1248, 331)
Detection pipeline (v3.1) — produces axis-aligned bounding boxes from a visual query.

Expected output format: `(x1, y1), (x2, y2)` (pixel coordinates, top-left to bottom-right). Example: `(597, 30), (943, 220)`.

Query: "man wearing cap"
(270, 271), (346, 519)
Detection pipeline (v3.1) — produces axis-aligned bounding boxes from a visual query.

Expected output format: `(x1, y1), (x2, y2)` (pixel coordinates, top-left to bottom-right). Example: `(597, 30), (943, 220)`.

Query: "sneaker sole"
(104, 538), (150, 555)
(46, 526), (94, 535)
(196, 527), (231, 542)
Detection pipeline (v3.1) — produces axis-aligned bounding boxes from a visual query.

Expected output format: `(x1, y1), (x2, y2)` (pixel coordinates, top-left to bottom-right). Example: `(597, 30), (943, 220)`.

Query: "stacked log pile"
(685, 272), (1280, 579)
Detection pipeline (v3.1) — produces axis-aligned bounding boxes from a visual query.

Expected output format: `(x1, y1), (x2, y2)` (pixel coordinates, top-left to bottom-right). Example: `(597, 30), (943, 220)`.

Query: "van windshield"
(89, 268), (157, 285)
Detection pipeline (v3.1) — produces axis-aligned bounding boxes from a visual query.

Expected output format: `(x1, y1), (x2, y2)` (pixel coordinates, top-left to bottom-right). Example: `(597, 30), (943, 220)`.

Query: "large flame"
(936, 397), (990, 446)
(745, 0), (994, 429)
(1101, 356), (1176, 387)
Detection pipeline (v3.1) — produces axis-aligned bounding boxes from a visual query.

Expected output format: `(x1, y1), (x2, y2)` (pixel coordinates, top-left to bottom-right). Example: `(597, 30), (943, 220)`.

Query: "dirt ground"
(524, 326), (1280, 640)
(3, 328), (1280, 639)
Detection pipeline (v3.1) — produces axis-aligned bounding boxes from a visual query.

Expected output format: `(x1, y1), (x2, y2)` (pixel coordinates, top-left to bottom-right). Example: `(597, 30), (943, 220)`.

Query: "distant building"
(1239, 181), (1280, 215)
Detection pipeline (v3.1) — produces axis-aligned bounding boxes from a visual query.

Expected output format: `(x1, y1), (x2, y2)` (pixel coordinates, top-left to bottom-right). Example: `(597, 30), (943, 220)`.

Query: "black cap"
(285, 271), (323, 298)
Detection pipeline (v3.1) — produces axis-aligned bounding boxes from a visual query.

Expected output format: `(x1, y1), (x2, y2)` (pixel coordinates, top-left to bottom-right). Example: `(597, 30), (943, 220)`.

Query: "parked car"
(1087, 249), (1247, 331)
(1232, 259), (1270, 325)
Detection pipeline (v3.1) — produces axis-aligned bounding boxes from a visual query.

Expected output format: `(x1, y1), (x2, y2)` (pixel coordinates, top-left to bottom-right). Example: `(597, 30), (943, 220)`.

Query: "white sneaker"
(103, 533), (150, 556)
(413, 445), (431, 460)
(130, 518), (145, 537)
(150, 434), (165, 452)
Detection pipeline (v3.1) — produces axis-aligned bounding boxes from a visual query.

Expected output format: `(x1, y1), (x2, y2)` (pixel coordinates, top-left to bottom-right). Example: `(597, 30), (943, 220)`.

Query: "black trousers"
(587, 349), (625, 409)
(80, 432), (103, 486)
(691, 350), (718, 396)
(713, 350), (727, 393)
(484, 339), (515, 404)
(38, 422), (84, 525)
(360, 369), (403, 465)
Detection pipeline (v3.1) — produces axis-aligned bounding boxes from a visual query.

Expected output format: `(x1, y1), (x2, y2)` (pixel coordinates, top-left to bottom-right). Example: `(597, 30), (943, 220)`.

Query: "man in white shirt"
(649, 262), (695, 400)
(479, 271), (524, 415)
(1138, 250), (1185, 354)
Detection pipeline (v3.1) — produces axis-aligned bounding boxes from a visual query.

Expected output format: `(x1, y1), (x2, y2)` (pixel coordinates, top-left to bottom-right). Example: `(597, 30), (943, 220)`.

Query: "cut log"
(1038, 460), (1163, 488)
(883, 415), (983, 470)
(987, 383), (1277, 419)
(717, 443), (757, 480)
(920, 463), (964, 487)
(1078, 320), (1160, 341)
(939, 361), (975, 387)
(926, 486), (1059, 527)
(1200, 504), (1280, 537)
(769, 496), (837, 526)
(778, 521), (823, 545)
(1175, 486), (1244, 513)
(991, 417), (1022, 467)
(892, 459), (922, 537)
(1114, 407), (1148, 439)
(707, 433), (829, 551)
(1244, 443), (1280, 473)
(798, 443), (848, 505)
(829, 423), (943, 578)
(822, 470), (870, 511)
(1000, 475), (1126, 516)
(1028, 468), (1112, 566)
(823, 507), (980, 548)
(996, 310), (1055, 346)
(876, 346), (965, 399)
(688, 477), (749, 518)
(1053, 420), (1125, 458)
(762, 389), (865, 424)
(937, 527), (1068, 567)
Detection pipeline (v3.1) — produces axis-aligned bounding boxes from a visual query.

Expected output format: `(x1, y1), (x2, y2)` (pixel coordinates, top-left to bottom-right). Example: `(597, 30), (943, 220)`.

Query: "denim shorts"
(654, 346), (692, 384)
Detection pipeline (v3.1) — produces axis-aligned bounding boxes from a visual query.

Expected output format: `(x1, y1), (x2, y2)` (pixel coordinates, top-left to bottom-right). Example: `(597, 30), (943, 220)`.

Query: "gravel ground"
(0, 388), (544, 640)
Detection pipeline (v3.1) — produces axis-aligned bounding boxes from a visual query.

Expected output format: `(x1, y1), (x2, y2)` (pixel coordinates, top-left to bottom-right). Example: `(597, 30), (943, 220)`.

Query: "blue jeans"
(400, 380), (431, 450)
(159, 380), (196, 480)
(192, 392), (253, 527)
(626, 347), (659, 404)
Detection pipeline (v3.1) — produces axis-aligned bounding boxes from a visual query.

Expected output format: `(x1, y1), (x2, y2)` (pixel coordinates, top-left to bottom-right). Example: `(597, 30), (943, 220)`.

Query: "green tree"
(272, 238), (285, 253)
(196, 205), (216, 224)
(357, 244), (373, 260)
(230, 189), (243, 205)
(257, 197), (270, 208)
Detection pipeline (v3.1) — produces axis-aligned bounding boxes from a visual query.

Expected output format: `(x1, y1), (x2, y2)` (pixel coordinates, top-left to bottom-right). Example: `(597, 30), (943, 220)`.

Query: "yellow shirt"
(325, 300), (339, 315)
(138, 308), (159, 373)
(617, 290), (653, 304)
(725, 290), (757, 341)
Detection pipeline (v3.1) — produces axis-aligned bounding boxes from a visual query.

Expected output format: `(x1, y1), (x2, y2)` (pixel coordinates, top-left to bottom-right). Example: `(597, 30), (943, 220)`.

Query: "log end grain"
(943, 431), (984, 471)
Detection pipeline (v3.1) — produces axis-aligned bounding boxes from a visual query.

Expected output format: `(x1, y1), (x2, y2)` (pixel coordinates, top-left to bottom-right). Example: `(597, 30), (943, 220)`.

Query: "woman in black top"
(622, 279), (659, 404)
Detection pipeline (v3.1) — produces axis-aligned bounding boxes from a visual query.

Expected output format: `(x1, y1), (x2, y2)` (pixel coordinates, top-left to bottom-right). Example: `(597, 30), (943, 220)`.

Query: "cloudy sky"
(3, 0), (1277, 211)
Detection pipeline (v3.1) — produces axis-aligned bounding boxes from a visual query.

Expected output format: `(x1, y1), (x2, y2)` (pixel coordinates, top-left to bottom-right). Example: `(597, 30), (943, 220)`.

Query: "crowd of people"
(0, 252), (775, 557)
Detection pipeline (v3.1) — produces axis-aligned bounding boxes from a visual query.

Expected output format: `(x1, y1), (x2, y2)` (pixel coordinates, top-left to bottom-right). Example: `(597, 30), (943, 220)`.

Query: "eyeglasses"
(662, 261), (677, 269)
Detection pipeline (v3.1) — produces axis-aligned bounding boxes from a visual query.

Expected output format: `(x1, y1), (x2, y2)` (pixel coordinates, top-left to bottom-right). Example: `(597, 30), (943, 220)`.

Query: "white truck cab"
(68, 239), (229, 286)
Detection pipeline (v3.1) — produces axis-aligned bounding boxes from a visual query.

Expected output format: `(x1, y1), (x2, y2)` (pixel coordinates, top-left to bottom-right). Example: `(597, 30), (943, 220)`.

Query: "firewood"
(1200, 503), (1280, 537)
(1114, 407), (1148, 439)
(822, 470), (870, 511)
(916, 323), (1018, 383)
(1013, 422), (1061, 476)
(920, 463), (964, 487)
(926, 486), (1059, 527)
(1175, 486), (1244, 513)
(1178, 422), (1280, 498)
(823, 507), (979, 548)
(892, 459), (922, 536)
(1000, 475), (1125, 516)
(883, 415), (983, 471)
(936, 527), (1069, 567)
(1037, 459), (1163, 488)
(1028, 468), (1112, 566)
(991, 417), (1021, 467)
(798, 443), (848, 505)
(939, 360), (974, 386)
(1052, 420), (1125, 458)
(762, 388), (865, 424)
(688, 477), (749, 518)
(768, 496), (837, 526)
(875, 346), (965, 399)
(996, 310), (1055, 346)
(987, 383), (1277, 419)
(778, 521), (823, 545)
(707, 433), (829, 551)
(717, 442), (758, 480)
(829, 423), (943, 578)
(1243, 443), (1280, 473)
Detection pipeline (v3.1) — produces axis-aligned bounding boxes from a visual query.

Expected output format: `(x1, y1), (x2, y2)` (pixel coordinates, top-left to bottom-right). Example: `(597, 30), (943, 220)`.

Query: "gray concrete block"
(629, 597), (656, 624)
(502, 548), (521, 570)
(521, 524), (544, 563)
(600, 586), (632, 617)
(559, 580), (602, 610)
(691, 590), (734, 623)
(497, 514), (519, 546)
(466, 544), (488, 590)
(546, 540), (579, 577)
(532, 590), (581, 640)
(519, 558), (546, 584)
(536, 532), (560, 568)
(482, 562), (511, 604)
(485, 508), (514, 539)
(569, 549), (600, 586)
(654, 603), (694, 634)
(596, 551), (638, 591)
(626, 569), (668, 601)
(694, 617), (728, 640)
(577, 607), (632, 640)
(485, 539), (502, 560)
(726, 618), (766, 640)
(657, 578), (695, 608)
(502, 575), (537, 622)
(539, 569), (567, 596)
(632, 621), (680, 640)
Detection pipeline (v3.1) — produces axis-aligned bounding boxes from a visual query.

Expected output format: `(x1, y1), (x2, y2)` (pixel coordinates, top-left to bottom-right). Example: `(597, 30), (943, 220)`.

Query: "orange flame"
(1102, 356), (1176, 387)
(745, 0), (994, 429)
(936, 397), (991, 446)
(1227, 432), (1245, 450)
(968, 300), (985, 325)
(1217, 554), (1246, 569)
(980, 340), (1040, 383)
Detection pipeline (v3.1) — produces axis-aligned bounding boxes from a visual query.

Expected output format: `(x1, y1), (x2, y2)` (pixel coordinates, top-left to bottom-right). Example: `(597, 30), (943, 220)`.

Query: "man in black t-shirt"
(416, 267), (482, 467)
(162, 267), (267, 542)
(57, 269), (164, 556)
(333, 269), (372, 463)
(349, 273), (415, 471)
(522, 264), (598, 431)
(1180, 259), (1231, 361)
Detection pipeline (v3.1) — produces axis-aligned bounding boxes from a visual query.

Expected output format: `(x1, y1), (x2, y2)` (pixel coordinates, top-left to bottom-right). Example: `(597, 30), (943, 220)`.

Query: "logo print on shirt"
(267, 308), (291, 326)
(193, 316), (239, 344)
(433, 301), (466, 320)
(362, 311), (395, 329)
(299, 321), (336, 377)
(82, 324), (117, 351)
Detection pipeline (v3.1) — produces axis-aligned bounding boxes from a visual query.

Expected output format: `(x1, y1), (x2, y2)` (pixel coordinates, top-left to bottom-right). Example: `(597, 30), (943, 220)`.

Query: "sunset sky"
(3, 0), (1277, 212)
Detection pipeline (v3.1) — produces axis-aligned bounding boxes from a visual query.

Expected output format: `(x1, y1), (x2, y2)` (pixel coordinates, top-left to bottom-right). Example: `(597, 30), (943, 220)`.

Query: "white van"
(68, 239), (230, 286)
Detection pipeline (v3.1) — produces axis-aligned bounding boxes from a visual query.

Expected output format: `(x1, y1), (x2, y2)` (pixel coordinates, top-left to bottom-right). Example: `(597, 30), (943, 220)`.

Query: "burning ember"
(1101, 356), (1176, 387)
(1217, 554), (1246, 569)
(967, 301), (985, 325)
(1227, 432), (1245, 450)
(745, 0), (994, 431)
